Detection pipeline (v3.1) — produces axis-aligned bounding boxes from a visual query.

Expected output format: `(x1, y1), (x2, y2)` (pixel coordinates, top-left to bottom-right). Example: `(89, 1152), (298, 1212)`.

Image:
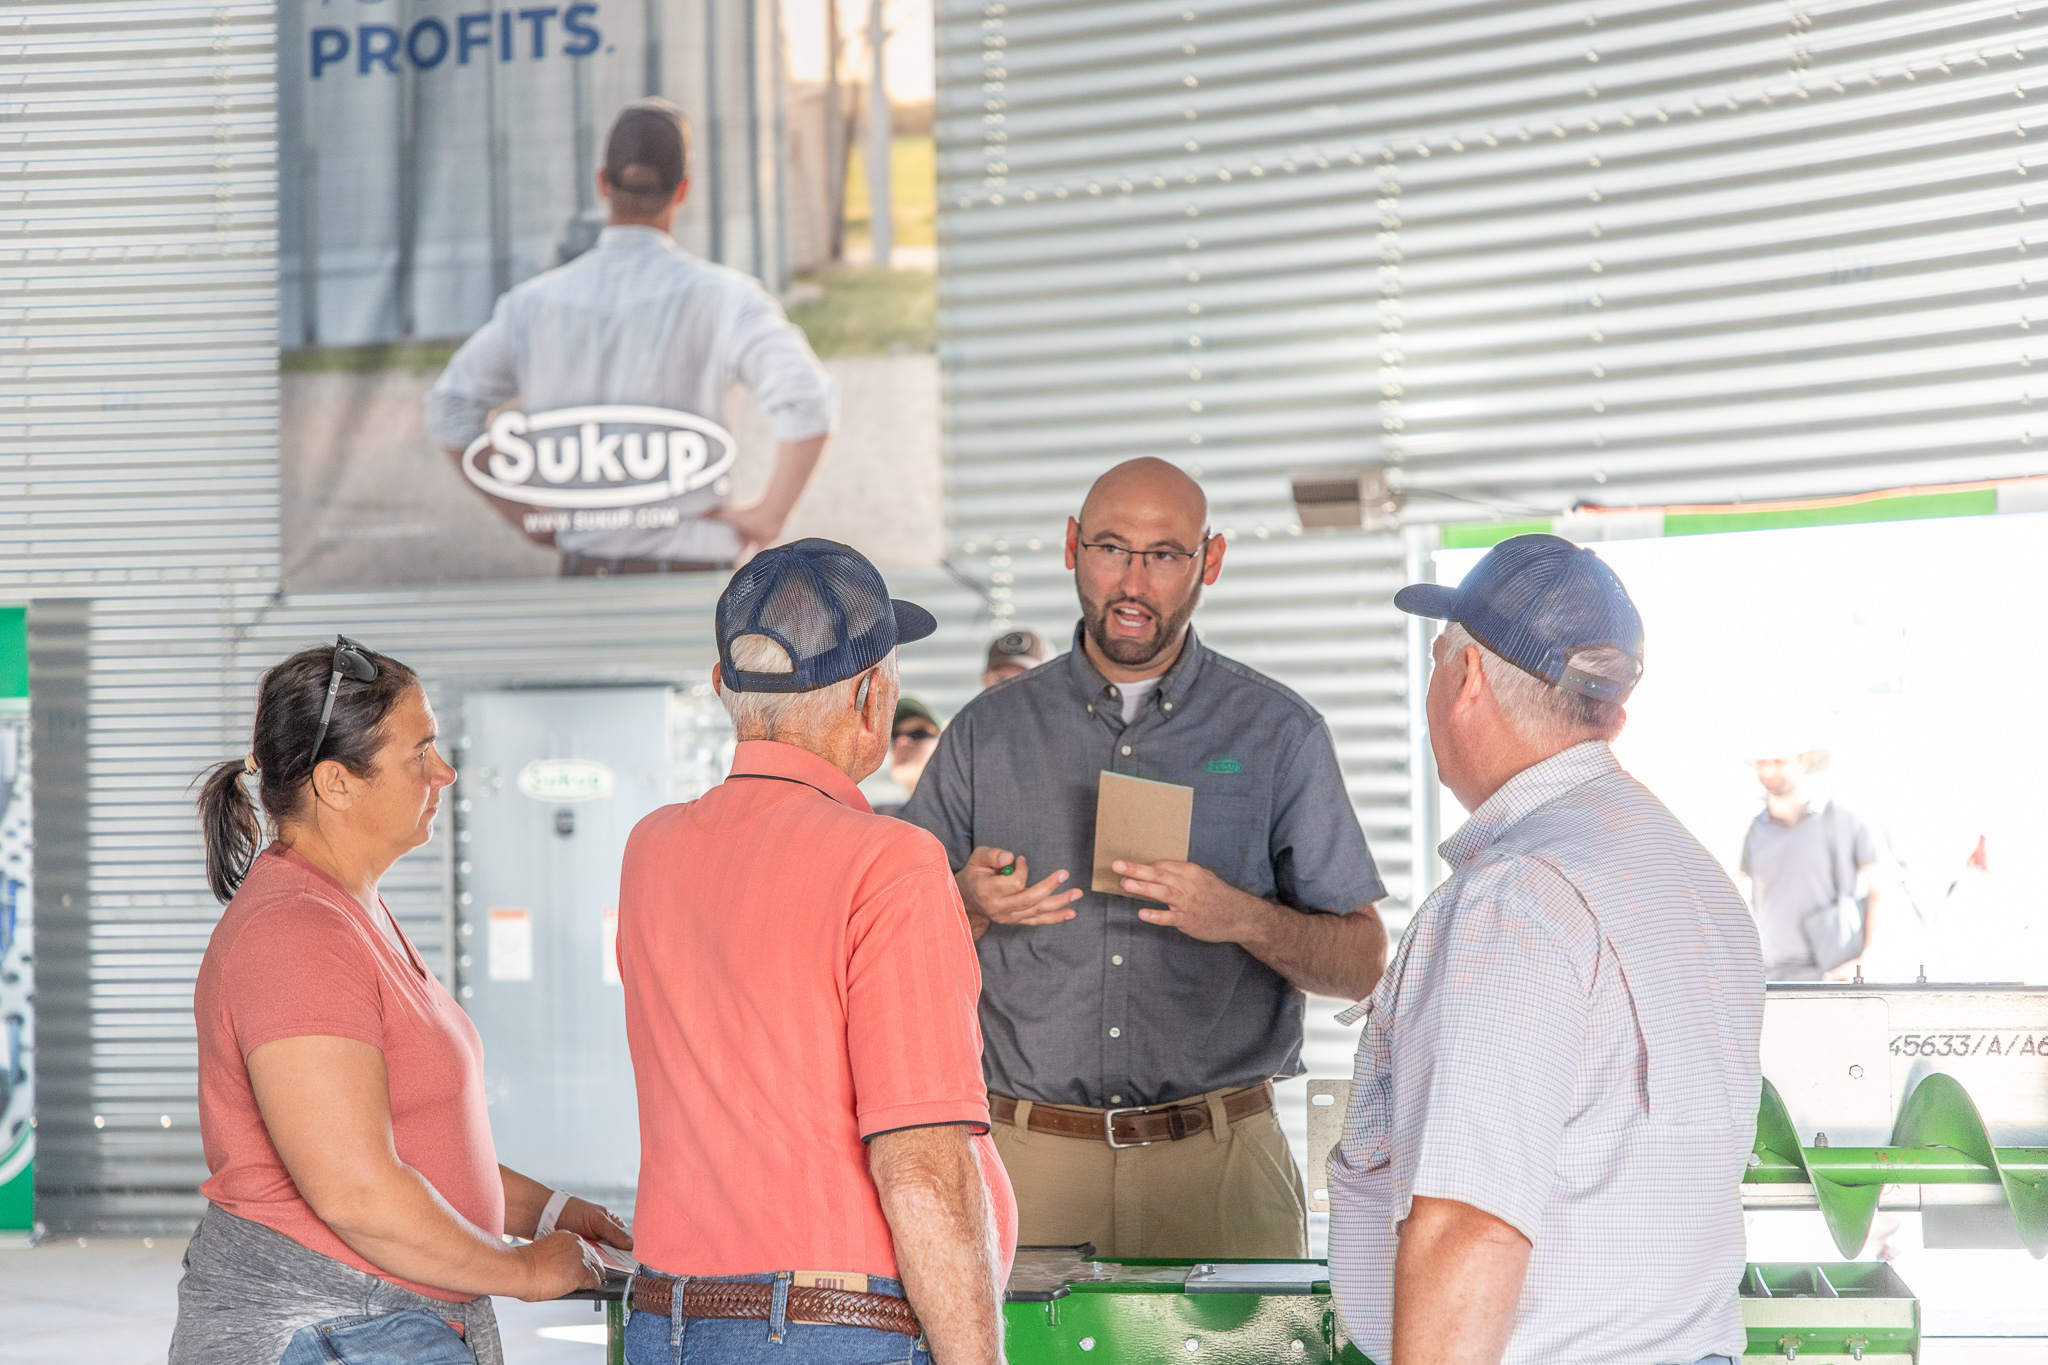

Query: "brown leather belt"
(990, 1083), (1273, 1148)
(628, 1276), (921, 1339)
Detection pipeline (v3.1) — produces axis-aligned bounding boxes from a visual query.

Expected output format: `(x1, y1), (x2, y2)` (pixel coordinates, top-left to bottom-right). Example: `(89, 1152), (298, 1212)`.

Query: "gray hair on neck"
(719, 634), (897, 746)
(1438, 621), (1632, 748)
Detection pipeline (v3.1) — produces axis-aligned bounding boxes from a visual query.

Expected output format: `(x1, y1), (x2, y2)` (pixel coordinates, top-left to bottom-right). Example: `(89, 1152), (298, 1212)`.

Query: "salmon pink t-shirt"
(193, 843), (503, 1302)
(620, 740), (1018, 1279)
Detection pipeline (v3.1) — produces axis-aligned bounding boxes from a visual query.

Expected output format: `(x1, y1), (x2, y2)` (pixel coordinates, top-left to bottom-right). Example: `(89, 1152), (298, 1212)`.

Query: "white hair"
(719, 634), (898, 745)
(1438, 621), (1634, 747)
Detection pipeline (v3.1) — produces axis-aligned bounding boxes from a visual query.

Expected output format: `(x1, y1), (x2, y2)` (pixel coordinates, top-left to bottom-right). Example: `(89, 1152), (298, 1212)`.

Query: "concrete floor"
(0, 1237), (608, 1365)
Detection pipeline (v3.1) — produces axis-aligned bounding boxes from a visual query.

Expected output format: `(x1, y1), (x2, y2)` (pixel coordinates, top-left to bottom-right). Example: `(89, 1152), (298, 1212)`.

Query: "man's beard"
(1080, 584), (1202, 668)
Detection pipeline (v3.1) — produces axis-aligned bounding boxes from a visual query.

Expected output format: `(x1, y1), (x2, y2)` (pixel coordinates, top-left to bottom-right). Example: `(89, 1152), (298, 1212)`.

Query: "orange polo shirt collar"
(727, 739), (873, 812)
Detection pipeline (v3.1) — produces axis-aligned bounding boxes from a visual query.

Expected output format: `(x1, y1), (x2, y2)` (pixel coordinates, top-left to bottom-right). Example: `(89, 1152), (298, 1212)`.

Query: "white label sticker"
(488, 908), (533, 982)
(517, 758), (616, 804)
(602, 905), (621, 986)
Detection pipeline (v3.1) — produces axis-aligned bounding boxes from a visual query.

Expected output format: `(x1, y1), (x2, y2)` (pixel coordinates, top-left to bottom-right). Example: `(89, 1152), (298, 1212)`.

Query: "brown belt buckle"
(1102, 1104), (1152, 1149)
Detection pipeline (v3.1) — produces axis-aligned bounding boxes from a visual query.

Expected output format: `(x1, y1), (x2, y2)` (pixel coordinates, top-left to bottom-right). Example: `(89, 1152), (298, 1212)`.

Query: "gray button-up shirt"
(423, 226), (836, 562)
(900, 625), (1385, 1107)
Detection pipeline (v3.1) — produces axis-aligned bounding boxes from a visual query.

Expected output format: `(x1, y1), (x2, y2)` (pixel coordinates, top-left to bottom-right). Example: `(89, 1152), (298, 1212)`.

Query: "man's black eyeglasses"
(308, 635), (378, 770)
(1076, 536), (1212, 576)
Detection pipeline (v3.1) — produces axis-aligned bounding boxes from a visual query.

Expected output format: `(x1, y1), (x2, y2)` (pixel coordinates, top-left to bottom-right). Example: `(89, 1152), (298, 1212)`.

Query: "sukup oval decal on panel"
(517, 758), (616, 803)
(462, 406), (737, 510)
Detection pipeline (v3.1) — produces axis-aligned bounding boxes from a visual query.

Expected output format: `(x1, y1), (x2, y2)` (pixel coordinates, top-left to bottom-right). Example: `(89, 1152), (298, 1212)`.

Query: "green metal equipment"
(1751, 1074), (2048, 1259)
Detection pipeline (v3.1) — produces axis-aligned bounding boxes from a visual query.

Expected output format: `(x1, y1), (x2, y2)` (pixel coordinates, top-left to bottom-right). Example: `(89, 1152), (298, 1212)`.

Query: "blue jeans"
(623, 1271), (929, 1365)
(278, 1311), (472, 1365)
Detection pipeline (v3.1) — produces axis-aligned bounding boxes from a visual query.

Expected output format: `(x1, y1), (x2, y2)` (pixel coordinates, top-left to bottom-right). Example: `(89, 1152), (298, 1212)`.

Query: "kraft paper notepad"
(1091, 770), (1194, 897)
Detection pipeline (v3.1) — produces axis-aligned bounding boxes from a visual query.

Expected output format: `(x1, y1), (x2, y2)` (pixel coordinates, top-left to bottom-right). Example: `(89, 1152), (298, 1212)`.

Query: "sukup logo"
(462, 406), (736, 510)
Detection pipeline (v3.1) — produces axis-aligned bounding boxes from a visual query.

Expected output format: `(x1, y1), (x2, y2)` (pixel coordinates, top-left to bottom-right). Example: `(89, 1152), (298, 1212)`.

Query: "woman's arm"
(499, 1164), (633, 1251)
(248, 1035), (600, 1301)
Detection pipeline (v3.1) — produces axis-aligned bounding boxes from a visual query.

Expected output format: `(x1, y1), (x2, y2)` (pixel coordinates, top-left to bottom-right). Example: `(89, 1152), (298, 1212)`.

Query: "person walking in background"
(172, 639), (627, 1365)
(902, 457), (1387, 1259)
(425, 98), (835, 574)
(981, 630), (1057, 689)
(1329, 536), (1761, 1365)
(617, 540), (1013, 1365)
(1742, 743), (1882, 981)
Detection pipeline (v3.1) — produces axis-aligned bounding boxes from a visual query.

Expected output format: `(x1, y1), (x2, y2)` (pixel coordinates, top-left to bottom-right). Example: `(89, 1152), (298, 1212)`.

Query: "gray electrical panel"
(456, 686), (674, 1207)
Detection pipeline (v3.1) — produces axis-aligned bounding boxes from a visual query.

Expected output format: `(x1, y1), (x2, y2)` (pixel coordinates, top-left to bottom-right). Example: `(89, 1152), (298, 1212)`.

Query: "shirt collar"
(1060, 620), (1207, 719)
(726, 740), (874, 813)
(1440, 741), (1622, 867)
(598, 224), (678, 251)
(1755, 796), (1819, 828)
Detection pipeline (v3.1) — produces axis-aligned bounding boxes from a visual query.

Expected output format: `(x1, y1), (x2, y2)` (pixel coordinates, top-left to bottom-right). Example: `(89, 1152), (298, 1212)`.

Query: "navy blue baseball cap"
(1395, 533), (1644, 702)
(716, 538), (938, 693)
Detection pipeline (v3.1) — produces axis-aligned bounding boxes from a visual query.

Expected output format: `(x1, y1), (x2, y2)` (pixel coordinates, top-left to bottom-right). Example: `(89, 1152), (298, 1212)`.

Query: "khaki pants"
(990, 1086), (1308, 1259)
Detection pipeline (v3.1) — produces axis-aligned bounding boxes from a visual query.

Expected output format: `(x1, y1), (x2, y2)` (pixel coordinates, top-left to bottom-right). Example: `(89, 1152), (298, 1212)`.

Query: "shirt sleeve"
(898, 714), (976, 872)
(423, 295), (522, 451)
(1269, 716), (1385, 913)
(1391, 857), (1594, 1244)
(220, 899), (385, 1058)
(1738, 823), (1754, 877)
(1848, 811), (1879, 868)
(845, 853), (990, 1140)
(727, 284), (837, 443)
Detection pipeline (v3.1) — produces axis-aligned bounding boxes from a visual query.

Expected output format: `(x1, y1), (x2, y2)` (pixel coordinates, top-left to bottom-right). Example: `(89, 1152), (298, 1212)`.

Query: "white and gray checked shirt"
(424, 226), (836, 562)
(1328, 742), (1762, 1365)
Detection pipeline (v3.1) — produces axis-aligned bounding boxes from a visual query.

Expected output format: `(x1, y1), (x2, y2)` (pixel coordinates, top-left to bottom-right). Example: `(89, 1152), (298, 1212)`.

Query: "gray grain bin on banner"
(278, 0), (809, 350)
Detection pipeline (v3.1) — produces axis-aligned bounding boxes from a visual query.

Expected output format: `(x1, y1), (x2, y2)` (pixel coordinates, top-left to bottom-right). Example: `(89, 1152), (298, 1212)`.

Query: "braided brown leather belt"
(990, 1082), (1273, 1147)
(628, 1276), (921, 1339)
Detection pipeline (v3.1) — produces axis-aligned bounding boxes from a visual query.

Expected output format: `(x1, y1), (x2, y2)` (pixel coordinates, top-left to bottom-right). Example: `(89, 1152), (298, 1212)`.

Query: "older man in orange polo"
(617, 539), (1016, 1365)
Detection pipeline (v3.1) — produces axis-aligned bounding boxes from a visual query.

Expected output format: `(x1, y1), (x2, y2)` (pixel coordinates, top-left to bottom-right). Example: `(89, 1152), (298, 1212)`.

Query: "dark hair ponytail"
(197, 640), (420, 902)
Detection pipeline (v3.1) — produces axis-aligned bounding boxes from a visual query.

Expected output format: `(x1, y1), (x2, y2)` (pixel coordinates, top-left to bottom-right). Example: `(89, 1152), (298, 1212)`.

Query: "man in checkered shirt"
(1328, 535), (1764, 1365)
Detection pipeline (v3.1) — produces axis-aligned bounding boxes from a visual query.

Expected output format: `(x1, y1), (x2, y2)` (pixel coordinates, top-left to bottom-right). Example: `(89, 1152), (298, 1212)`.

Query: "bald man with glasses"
(901, 458), (1388, 1257)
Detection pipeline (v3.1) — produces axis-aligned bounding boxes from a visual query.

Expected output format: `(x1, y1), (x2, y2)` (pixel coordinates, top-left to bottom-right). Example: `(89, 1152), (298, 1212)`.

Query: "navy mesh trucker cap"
(716, 538), (938, 693)
(1394, 533), (1645, 703)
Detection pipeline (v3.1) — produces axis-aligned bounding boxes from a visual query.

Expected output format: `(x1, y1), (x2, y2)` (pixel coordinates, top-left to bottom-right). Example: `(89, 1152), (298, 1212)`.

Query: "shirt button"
(1112, 954), (1124, 966)
(1163, 701), (1174, 712)
(1085, 702), (1095, 715)
(1120, 744), (1133, 756)
(1110, 1094), (1123, 1104)
(1109, 1027), (1121, 1038)
(1108, 687), (1120, 698)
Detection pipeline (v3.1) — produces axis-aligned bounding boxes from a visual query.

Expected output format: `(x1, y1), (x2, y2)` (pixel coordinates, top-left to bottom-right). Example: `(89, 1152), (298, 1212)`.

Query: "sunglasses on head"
(308, 635), (378, 770)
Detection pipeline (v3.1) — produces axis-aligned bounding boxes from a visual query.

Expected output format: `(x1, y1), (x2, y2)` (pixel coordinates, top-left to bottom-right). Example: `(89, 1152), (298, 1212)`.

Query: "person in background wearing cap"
(614, 539), (1015, 1365)
(902, 457), (1388, 1259)
(1742, 745), (1883, 981)
(425, 98), (835, 575)
(873, 698), (943, 817)
(1327, 535), (1762, 1365)
(981, 630), (1057, 690)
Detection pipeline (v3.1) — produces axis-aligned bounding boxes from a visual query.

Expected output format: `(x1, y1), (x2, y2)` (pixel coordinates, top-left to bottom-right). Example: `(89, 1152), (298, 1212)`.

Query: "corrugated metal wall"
(24, 0), (2048, 1235)
(932, 0), (2048, 1238)
(4, 0), (891, 1234)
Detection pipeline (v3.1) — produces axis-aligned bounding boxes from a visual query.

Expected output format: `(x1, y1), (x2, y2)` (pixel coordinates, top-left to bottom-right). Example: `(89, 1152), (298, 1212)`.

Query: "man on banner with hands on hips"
(903, 457), (1389, 1260)
(425, 98), (834, 574)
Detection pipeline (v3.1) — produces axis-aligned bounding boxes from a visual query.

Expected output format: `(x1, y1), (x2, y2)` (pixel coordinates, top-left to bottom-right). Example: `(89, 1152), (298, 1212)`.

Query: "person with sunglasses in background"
(171, 638), (629, 1365)
(873, 698), (943, 816)
(900, 457), (1390, 1258)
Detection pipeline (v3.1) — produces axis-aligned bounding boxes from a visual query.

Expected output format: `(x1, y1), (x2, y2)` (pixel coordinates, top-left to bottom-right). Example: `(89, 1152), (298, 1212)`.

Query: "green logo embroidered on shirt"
(1205, 757), (1245, 774)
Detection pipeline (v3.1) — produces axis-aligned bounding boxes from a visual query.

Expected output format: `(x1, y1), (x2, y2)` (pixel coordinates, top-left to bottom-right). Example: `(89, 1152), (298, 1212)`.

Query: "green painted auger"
(1748, 1073), (2048, 1258)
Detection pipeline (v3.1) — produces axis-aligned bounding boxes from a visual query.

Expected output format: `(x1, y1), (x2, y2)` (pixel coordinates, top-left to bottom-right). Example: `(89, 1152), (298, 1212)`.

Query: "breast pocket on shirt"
(1187, 773), (1268, 895)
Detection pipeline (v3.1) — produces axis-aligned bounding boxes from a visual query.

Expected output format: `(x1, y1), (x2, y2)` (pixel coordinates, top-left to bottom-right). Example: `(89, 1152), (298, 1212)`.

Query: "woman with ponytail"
(170, 638), (631, 1365)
